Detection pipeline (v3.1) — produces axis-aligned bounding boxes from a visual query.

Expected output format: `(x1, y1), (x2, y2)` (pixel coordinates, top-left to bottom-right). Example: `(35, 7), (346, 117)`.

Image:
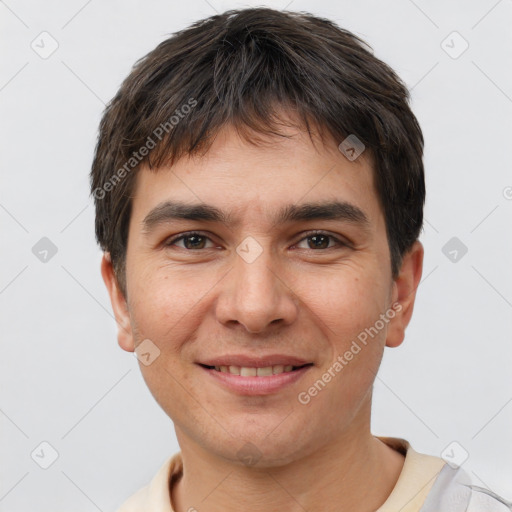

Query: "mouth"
(197, 358), (314, 395)
(199, 363), (313, 377)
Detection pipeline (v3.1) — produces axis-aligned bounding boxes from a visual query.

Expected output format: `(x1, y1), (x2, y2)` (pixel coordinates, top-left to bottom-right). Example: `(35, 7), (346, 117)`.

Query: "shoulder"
(421, 463), (512, 512)
(376, 437), (511, 512)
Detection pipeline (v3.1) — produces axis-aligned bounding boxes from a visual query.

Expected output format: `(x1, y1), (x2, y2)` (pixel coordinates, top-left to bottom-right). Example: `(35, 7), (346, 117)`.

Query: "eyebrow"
(142, 200), (370, 233)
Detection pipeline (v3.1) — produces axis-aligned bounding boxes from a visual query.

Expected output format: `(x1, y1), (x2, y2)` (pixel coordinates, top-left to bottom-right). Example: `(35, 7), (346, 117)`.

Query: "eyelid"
(293, 229), (350, 249)
(164, 229), (350, 249)
(164, 230), (217, 248)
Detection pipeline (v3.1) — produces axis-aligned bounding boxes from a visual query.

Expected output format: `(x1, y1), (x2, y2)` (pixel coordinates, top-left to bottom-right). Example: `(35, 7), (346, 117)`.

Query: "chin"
(210, 419), (320, 469)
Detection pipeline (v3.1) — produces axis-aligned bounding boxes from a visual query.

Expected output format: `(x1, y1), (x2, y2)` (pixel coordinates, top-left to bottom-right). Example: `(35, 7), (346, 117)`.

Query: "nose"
(214, 245), (299, 334)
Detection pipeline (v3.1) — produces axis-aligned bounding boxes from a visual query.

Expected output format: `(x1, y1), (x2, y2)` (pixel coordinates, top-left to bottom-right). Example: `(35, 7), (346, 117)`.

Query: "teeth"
(256, 366), (273, 376)
(213, 364), (301, 376)
(229, 366), (240, 375)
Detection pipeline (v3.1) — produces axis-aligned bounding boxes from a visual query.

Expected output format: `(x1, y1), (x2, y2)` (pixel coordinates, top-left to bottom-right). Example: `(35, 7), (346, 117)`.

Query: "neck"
(171, 426), (405, 512)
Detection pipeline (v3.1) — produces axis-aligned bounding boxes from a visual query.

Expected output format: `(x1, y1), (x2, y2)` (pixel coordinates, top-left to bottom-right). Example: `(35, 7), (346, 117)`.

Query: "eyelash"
(164, 230), (348, 250)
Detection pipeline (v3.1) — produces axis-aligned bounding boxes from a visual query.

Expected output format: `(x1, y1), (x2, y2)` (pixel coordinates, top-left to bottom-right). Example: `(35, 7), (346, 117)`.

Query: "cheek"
(300, 268), (388, 340)
(128, 275), (199, 414)
(298, 267), (391, 402)
(127, 264), (219, 410)
(128, 262), (210, 337)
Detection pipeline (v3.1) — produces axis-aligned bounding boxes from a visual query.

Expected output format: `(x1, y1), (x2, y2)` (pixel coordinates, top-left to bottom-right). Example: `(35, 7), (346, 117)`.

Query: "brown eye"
(307, 234), (331, 249)
(182, 234), (207, 249)
(295, 231), (345, 250)
(165, 232), (215, 250)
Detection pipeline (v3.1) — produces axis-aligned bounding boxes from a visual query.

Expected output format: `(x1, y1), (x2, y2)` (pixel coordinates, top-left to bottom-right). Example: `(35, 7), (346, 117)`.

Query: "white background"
(1, 0), (511, 510)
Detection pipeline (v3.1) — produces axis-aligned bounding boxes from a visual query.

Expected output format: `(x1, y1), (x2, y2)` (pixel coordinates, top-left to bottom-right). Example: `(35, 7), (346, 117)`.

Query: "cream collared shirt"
(116, 436), (451, 512)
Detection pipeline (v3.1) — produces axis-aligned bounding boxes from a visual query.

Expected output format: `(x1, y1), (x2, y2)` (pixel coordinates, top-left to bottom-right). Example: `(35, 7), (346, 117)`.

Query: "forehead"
(130, 122), (381, 228)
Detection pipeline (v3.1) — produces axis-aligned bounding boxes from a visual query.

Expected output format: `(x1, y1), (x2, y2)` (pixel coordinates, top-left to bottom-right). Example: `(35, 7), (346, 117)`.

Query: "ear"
(100, 253), (135, 352)
(385, 241), (424, 348)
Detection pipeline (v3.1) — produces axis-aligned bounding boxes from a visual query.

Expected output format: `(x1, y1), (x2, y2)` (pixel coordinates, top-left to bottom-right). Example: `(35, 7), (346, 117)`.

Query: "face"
(102, 119), (422, 467)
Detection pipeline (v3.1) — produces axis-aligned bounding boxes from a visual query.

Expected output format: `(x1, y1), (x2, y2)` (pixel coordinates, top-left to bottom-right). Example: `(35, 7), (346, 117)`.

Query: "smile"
(201, 364), (311, 377)
(198, 362), (313, 395)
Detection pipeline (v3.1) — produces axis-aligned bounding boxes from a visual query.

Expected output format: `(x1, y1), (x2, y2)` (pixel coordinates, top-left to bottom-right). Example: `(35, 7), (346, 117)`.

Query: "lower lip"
(199, 365), (312, 395)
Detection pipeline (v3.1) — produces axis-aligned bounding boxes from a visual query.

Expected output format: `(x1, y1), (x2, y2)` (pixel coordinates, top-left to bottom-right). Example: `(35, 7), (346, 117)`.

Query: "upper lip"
(198, 354), (312, 368)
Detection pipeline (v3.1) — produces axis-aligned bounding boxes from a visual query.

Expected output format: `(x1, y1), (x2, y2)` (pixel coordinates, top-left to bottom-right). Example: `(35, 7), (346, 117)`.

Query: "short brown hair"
(91, 7), (425, 294)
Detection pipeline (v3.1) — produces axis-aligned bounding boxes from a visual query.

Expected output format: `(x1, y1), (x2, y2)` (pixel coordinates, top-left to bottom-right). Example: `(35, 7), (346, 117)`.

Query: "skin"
(102, 117), (424, 512)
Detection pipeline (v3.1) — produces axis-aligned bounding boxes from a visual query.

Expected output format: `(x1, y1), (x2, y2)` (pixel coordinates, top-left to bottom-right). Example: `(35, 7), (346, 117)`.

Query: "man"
(91, 7), (510, 511)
